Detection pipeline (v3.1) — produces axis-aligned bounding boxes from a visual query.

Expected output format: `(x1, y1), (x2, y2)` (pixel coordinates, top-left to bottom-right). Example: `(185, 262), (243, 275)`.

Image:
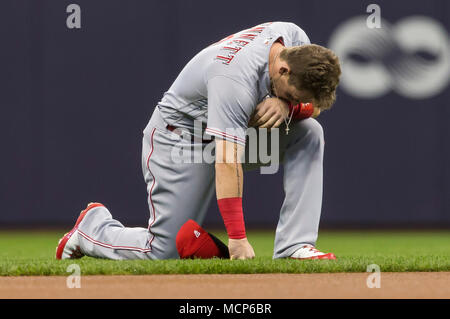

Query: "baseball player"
(56, 21), (341, 261)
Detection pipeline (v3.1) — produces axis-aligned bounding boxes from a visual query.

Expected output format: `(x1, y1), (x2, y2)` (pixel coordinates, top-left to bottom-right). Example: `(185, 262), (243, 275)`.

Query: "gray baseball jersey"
(144, 21), (311, 145)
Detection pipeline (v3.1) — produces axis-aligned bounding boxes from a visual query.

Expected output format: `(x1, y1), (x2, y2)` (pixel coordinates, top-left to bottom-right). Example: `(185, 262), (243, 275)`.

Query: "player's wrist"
(228, 237), (248, 242)
(217, 197), (247, 239)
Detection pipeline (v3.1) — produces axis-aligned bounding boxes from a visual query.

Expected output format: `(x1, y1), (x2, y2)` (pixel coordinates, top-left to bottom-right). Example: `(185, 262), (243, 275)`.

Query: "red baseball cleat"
(290, 244), (337, 260)
(55, 202), (104, 260)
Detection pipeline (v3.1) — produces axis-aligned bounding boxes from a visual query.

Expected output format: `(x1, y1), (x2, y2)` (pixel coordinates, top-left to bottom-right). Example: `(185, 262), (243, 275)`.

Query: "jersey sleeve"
(288, 22), (311, 46)
(205, 75), (256, 146)
(272, 22), (311, 47)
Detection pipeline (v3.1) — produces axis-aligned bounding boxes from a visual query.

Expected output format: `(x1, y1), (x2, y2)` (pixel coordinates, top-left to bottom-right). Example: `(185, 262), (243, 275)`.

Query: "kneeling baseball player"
(56, 21), (341, 261)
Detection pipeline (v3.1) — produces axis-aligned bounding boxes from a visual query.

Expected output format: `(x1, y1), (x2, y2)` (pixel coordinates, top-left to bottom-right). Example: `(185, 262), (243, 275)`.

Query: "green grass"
(0, 230), (449, 276)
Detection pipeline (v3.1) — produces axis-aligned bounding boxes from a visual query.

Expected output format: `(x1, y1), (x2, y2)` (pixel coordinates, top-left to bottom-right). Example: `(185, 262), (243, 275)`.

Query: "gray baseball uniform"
(76, 21), (324, 260)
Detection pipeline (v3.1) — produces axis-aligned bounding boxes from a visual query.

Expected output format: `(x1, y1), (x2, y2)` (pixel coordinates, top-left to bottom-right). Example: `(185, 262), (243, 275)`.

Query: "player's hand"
(248, 98), (289, 129)
(228, 237), (256, 260)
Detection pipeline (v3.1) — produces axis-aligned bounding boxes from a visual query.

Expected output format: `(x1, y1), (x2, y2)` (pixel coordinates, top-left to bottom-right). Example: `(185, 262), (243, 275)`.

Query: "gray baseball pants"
(76, 107), (324, 260)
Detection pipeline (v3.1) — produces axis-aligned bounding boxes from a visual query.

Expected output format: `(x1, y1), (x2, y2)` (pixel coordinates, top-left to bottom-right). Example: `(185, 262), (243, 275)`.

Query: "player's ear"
(279, 66), (289, 76)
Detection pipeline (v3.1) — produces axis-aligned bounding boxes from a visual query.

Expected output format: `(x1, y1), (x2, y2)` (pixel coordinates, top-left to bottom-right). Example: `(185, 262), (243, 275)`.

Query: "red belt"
(166, 125), (213, 143)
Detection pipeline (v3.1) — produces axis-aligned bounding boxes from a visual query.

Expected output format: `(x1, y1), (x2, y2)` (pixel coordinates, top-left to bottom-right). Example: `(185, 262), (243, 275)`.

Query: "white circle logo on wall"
(328, 16), (450, 99)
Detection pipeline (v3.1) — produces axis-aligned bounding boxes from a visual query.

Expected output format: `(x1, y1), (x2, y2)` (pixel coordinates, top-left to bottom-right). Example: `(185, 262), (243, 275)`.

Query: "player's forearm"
(214, 139), (246, 239)
(215, 163), (246, 239)
(215, 139), (244, 199)
(215, 161), (243, 199)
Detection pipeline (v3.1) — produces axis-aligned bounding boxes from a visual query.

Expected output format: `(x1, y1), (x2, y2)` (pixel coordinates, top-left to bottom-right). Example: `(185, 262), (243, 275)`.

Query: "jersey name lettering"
(215, 23), (272, 65)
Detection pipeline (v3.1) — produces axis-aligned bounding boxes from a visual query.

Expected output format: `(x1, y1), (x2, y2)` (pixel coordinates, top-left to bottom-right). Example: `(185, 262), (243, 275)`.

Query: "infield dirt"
(1, 272), (449, 299)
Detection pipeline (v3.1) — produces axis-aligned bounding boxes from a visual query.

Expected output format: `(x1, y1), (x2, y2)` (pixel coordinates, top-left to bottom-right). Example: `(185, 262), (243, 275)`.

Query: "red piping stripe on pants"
(146, 127), (157, 249)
